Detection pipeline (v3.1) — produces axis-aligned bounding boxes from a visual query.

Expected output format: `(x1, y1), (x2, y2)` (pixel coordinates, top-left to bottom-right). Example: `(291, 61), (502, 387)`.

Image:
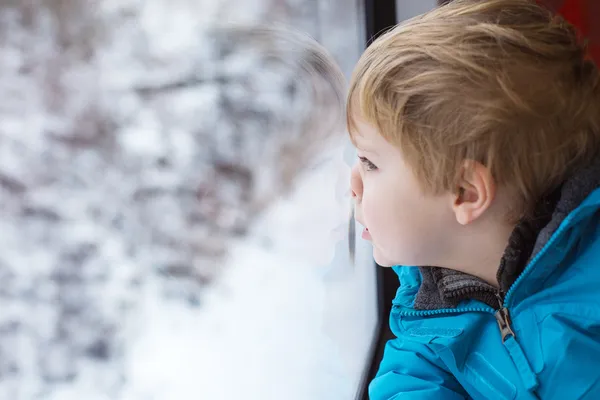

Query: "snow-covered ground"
(0, 0), (377, 398)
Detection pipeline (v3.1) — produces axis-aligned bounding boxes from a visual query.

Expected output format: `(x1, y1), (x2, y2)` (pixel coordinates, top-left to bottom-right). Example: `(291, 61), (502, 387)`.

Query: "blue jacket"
(370, 186), (600, 399)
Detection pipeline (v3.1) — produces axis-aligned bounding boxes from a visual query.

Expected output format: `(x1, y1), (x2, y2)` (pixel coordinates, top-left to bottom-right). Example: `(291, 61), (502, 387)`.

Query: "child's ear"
(451, 161), (496, 225)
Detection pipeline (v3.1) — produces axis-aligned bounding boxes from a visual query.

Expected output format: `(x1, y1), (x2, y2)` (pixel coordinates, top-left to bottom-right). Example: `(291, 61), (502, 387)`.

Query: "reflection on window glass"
(0, 0), (375, 399)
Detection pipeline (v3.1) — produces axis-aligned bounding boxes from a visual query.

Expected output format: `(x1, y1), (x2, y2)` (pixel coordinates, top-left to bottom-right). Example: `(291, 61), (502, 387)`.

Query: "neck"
(444, 218), (515, 287)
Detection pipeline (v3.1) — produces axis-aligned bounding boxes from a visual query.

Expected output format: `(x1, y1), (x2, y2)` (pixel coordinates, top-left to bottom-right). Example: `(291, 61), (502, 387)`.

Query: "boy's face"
(350, 116), (456, 267)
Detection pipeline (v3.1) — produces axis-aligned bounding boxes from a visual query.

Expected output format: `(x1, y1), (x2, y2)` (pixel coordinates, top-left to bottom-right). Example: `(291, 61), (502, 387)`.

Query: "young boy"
(348, 0), (600, 398)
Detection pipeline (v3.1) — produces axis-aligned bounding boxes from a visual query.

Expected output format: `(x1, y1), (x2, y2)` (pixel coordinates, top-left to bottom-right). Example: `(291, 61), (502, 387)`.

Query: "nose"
(350, 163), (363, 202)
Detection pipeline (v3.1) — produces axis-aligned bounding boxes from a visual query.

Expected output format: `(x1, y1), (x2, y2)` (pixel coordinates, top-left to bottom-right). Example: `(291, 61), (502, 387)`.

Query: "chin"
(372, 248), (397, 267)
(373, 246), (421, 268)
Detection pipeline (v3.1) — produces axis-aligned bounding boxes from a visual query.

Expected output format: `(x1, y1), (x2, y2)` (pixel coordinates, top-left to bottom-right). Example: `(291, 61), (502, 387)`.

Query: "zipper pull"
(495, 292), (516, 342)
(495, 307), (516, 342)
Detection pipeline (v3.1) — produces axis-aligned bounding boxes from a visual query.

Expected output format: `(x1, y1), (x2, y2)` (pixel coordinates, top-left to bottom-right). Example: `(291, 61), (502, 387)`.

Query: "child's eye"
(358, 156), (378, 171)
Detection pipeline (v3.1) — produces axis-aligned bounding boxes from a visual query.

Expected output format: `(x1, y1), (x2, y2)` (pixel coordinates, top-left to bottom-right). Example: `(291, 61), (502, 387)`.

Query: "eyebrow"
(356, 145), (378, 155)
(352, 136), (371, 151)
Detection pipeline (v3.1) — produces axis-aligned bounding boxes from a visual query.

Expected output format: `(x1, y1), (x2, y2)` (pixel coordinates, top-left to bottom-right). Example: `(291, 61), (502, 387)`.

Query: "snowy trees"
(0, 1), (346, 397)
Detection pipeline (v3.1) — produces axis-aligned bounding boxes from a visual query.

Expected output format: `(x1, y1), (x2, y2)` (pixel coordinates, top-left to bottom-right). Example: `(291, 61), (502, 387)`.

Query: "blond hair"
(347, 0), (600, 219)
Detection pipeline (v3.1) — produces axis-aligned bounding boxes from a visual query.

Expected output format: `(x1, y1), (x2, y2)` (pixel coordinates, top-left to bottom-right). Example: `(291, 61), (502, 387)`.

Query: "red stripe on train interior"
(538, 0), (599, 65)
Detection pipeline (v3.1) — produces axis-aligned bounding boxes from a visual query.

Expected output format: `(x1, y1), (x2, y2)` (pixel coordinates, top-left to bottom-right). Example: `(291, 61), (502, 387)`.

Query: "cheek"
(363, 194), (450, 266)
(359, 190), (382, 228)
(361, 194), (404, 242)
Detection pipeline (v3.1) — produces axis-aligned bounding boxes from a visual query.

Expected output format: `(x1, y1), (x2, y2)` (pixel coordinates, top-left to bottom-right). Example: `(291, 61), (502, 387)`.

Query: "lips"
(354, 214), (371, 240)
(362, 227), (372, 240)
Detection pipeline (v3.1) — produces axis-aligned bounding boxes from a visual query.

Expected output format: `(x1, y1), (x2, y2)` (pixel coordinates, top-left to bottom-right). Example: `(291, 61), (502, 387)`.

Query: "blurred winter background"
(0, 0), (378, 399)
